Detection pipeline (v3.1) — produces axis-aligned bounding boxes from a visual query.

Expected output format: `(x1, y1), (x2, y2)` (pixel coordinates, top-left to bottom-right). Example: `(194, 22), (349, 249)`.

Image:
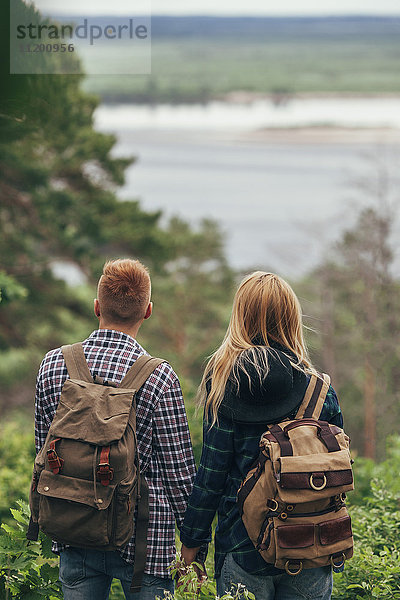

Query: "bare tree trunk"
(364, 356), (376, 460)
(321, 286), (337, 384)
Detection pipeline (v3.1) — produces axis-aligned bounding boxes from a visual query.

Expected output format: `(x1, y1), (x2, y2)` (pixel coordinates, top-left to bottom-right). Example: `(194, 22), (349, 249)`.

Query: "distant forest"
(81, 16), (400, 103)
(71, 15), (400, 40)
(149, 15), (400, 39)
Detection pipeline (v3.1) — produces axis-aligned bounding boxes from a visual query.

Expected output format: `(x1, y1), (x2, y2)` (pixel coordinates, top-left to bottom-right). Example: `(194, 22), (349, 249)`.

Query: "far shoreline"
(239, 126), (400, 145)
(95, 96), (400, 145)
(93, 91), (400, 108)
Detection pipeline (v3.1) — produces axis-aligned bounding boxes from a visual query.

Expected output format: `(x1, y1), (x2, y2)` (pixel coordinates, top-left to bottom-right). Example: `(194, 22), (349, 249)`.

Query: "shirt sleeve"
(34, 359), (49, 454)
(180, 413), (234, 549)
(153, 377), (197, 530)
(320, 384), (343, 428)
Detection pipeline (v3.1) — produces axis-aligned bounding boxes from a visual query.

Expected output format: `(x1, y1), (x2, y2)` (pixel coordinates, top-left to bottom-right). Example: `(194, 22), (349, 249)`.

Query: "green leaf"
(1, 524), (14, 536)
(10, 508), (29, 525)
(40, 563), (59, 582)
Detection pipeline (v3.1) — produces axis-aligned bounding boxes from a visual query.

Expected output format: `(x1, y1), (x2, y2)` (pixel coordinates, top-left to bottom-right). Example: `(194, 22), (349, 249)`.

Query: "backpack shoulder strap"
(61, 343), (93, 383)
(130, 476), (150, 593)
(121, 354), (165, 593)
(295, 372), (331, 420)
(119, 355), (165, 390)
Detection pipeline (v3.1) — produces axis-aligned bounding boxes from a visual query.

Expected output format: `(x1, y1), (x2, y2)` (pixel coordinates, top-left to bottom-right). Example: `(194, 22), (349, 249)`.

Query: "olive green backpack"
(237, 373), (354, 576)
(28, 343), (164, 592)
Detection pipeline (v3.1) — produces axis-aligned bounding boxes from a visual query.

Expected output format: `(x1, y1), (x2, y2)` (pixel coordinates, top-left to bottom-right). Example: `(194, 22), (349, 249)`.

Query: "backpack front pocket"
(37, 470), (115, 547)
(275, 450), (354, 503)
(272, 508), (353, 570)
(319, 514), (353, 547)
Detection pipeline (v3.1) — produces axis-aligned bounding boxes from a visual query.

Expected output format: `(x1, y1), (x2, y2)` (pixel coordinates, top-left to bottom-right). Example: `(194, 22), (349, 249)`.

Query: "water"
(95, 98), (400, 276)
(95, 97), (400, 131)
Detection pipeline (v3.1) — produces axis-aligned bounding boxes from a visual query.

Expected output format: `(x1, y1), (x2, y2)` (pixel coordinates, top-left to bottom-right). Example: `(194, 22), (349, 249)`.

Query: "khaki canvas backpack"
(27, 343), (164, 592)
(237, 373), (354, 576)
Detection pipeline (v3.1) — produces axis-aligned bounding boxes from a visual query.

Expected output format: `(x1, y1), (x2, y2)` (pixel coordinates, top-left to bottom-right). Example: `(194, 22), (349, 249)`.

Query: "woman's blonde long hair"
(199, 271), (316, 425)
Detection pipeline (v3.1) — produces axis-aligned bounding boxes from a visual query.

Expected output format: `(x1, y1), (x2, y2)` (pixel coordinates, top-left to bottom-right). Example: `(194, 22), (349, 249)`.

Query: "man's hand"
(180, 544), (207, 582)
(181, 544), (200, 566)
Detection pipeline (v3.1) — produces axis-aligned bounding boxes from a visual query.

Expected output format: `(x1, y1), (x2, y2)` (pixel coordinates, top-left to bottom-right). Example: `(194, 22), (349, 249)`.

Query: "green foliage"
(333, 482), (400, 599)
(351, 436), (400, 505)
(0, 415), (35, 525)
(166, 562), (254, 600)
(334, 548), (400, 600)
(2, 415), (400, 598)
(298, 194), (400, 460)
(0, 500), (62, 599)
(110, 579), (125, 599)
(331, 436), (400, 597)
(0, 273), (27, 306)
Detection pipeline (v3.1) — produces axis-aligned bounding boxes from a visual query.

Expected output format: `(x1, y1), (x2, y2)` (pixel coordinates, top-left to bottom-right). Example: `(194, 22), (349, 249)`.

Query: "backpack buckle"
(47, 438), (64, 475)
(96, 446), (113, 486)
(96, 463), (114, 486)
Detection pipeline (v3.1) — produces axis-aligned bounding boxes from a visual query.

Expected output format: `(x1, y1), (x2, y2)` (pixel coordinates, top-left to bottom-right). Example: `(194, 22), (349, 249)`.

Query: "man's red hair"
(97, 259), (151, 324)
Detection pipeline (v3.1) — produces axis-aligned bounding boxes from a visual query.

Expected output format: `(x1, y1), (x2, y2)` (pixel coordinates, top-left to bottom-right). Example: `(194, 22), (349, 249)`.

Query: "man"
(35, 258), (197, 600)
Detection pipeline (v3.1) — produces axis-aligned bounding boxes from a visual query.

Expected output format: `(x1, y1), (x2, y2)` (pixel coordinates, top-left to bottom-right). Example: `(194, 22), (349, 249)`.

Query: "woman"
(180, 272), (343, 600)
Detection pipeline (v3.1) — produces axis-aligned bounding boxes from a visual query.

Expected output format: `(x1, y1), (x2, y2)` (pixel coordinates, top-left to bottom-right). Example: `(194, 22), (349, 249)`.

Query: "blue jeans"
(217, 553), (332, 600)
(59, 547), (174, 600)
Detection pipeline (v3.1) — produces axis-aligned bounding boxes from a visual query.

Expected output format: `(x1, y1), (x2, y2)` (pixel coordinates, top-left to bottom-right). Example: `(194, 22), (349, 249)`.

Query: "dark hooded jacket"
(180, 345), (343, 578)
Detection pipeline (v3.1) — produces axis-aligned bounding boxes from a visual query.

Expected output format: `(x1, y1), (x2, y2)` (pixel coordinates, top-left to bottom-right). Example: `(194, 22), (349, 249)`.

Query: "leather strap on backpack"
(295, 373), (331, 420)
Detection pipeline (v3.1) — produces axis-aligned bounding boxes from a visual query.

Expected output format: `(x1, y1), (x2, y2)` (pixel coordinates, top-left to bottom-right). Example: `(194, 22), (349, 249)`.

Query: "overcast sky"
(33, 0), (400, 16)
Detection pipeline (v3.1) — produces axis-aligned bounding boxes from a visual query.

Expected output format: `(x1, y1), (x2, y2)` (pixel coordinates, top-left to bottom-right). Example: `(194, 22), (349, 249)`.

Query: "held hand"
(181, 544), (200, 566)
(179, 545), (207, 583)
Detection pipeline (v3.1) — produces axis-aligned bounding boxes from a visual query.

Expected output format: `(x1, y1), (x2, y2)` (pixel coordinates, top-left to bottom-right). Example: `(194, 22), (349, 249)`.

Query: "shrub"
(333, 481), (400, 599)
(0, 415), (35, 525)
(0, 500), (62, 599)
(165, 562), (255, 600)
(351, 436), (400, 506)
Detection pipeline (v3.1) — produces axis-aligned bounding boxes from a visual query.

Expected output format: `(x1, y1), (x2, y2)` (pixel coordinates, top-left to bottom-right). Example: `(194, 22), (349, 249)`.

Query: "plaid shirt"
(35, 329), (196, 578)
(180, 383), (343, 578)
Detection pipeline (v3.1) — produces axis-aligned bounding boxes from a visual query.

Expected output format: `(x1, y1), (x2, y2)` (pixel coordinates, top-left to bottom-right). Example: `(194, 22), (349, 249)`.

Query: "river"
(95, 97), (400, 276)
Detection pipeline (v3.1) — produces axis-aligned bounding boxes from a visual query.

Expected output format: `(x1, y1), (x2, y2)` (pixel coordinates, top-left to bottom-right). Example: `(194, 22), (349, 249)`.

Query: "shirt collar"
(86, 328), (144, 352)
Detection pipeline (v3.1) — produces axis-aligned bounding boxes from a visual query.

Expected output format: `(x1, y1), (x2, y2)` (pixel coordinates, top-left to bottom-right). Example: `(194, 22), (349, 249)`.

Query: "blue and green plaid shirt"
(180, 383), (343, 577)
